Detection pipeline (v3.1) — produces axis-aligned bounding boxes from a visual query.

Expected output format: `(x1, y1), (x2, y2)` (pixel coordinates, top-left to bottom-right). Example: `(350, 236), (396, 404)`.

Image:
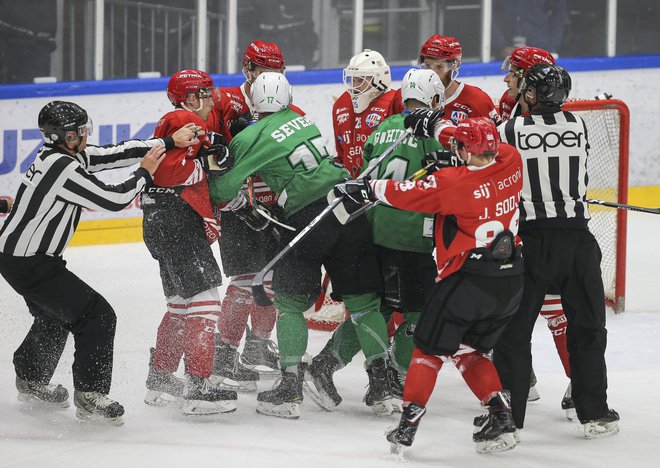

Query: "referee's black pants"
(493, 228), (610, 428)
(0, 253), (116, 394)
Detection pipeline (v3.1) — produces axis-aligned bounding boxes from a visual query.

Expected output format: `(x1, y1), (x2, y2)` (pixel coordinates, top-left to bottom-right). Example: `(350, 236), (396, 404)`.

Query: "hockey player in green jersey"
(208, 72), (391, 419)
(307, 68), (452, 413)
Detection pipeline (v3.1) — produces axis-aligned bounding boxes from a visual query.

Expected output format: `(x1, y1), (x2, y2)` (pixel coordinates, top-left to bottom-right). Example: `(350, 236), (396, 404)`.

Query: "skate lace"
(84, 392), (116, 409)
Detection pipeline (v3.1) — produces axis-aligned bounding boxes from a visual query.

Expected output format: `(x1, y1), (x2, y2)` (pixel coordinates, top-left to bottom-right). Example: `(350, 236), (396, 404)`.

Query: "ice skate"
(303, 350), (342, 411)
(386, 402), (426, 457)
(473, 392), (517, 454)
(211, 340), (259, 393)
(181, 374), (238, 416)
(144, 348), (185, 407)
(528, 368), (540, 402)
(74, 390), (125, 426)
(16, 376), (70, 408)
(242, 329), (281, 378)
(363, 357), (395, 416)
(581, 409), (619, 439)
(256, 365), (304, 419)
(561, 382), (576, 421)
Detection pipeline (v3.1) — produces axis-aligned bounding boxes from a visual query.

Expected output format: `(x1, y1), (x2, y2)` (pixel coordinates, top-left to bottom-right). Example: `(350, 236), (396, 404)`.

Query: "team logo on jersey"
(337, 112), (349, 124)
(365, 113), (382, 128)
(450, 110), (468, 124)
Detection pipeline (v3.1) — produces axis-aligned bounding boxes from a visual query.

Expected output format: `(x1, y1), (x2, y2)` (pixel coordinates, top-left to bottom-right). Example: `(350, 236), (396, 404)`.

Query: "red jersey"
(443, 82), (500, 125)
(152, 109), (218, 243)
(332, 89), (404, 177)
(370, 144), (523, 280)
(432, 83), (501, 148)
(209, 83), (305, 206)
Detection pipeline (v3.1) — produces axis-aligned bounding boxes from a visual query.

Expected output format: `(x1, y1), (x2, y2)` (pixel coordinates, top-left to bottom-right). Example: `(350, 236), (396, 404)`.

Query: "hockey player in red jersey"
(415, 35), (500, 147)
(498, 46), (573, 413)
(333, 49), (404, 177)
(142, 69), (237, 415)
(336, 117), (524, 455)
(208, 41), (306, 388)
(499, 46), (555, 121)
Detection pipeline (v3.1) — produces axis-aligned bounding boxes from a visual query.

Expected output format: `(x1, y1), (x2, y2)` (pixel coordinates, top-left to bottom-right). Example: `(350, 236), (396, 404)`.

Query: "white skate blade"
(144, 390), (181, 407)
(209, 375), (258, 393)
(475, 433), (517, 454)
(584, 421), (619, 439)
(527, 386), (540, 402)
(17, 392), (70, 409)
(369, 398), (395, 417)
(181, 399), (237, 416)
(565, 408), (577, 421)
(302, 380), (337, 412)
(75, 408), (124, 426)
(255, 401), (300, 419)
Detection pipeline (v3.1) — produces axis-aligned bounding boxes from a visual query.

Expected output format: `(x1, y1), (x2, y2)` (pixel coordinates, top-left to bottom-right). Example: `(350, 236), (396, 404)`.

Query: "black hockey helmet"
(520, 63), (571, 106)
(38, 101), (90, 143)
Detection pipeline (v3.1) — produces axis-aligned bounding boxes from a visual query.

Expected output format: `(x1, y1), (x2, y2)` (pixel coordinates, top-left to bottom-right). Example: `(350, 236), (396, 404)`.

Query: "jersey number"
(287, 137), (329, 171)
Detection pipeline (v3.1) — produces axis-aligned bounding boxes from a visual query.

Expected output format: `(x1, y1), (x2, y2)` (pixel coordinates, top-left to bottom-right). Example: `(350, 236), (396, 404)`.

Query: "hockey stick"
(335, 160), (440, 225)
(586, 198), (660, 215)
(251, 128), (414, 306)
(248, 178), (297, 231)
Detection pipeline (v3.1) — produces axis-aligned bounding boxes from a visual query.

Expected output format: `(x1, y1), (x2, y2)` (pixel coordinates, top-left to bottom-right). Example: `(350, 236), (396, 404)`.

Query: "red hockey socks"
(153, 311), (185, 373)
(403, 347), (444, 406)
(219, 283), (253, 347)
(453, 349), (502, 405)
(183, 316), (216, 378)
(540, 294), (571, 378)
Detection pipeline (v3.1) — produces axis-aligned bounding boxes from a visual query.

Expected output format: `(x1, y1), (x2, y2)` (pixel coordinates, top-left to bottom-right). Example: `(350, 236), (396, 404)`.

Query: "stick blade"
(252, 283), (273, 307)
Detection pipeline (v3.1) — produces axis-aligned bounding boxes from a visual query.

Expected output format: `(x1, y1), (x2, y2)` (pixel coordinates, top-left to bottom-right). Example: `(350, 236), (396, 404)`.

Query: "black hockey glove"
(197, 144), (234, 175)
(334, 178), (376, 209)
(422, 149), (459, 172)
(404, 108), (443, 139)
(230, 112), (253, 137)
(235, 204), (270, 232)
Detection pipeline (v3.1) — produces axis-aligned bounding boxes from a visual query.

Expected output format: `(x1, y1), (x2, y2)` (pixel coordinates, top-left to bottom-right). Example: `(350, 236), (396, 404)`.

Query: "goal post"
(564, 98), (629, 313)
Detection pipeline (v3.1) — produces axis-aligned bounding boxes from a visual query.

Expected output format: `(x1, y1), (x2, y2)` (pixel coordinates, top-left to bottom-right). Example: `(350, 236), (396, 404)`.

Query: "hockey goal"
(564, 99), (629, 313)
(304, 99), (629, 329)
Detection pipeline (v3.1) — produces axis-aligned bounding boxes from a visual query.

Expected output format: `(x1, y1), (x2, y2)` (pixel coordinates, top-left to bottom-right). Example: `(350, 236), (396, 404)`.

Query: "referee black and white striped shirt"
(498, 107), (591, 230)
(0, 137), (172, 257)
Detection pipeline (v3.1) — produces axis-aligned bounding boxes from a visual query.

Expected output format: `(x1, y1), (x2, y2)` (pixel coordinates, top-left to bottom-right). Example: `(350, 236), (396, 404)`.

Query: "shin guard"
(403, 347), (443, 406)
(540, 295), (571, 378)
(453, 348), (503, 405)
(153, 311), (185, 373)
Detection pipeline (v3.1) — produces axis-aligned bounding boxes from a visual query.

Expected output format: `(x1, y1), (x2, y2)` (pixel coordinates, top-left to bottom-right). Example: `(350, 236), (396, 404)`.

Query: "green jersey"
(362, 113), (446, 254)
(209, 108), (349, 218)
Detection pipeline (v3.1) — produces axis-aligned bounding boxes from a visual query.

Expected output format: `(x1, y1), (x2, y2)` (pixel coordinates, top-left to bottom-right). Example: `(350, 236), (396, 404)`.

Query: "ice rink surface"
(0, 213), (658, 468)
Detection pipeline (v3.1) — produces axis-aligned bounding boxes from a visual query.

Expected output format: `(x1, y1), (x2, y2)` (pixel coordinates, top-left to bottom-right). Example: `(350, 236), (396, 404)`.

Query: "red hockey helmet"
(419, 35), (462, 62)
(502, 46), (555, 77)
(452, 117), (499, 158)
(243, 40), (286, 71)
(167, 69), (214, 107)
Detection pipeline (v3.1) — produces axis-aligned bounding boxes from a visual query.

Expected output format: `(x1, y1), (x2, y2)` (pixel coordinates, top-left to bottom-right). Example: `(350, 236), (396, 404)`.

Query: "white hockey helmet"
(250, 72), (293, 114)
(401, 68), (445, 109)
(342, 49), (392, 113)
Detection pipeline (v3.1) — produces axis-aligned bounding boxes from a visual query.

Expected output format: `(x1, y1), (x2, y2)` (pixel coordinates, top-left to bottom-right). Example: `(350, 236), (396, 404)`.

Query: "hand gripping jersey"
(152, 109), (219, 243)
(209, 108), (350, 218)
(498, 89), (520, 122)
(362, 113), (447, 254)
(209, 84), (305, 206)
(370, 143), (523, 280)
(333, 88), (404, 178)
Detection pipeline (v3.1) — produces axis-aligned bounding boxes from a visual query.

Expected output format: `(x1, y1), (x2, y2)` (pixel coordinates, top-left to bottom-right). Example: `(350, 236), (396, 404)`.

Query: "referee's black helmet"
(520, 63), (572, 106)
(38, 101), (89, 143)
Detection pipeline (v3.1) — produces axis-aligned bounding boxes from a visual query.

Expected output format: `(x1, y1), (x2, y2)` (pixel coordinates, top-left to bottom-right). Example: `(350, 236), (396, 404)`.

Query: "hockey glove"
(235, 204), (270, 232)
(404, 108), (443, 139)
(230, 112), (253, 137)
(197, 144), (234, 175)
(421, 149), (459, 172)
